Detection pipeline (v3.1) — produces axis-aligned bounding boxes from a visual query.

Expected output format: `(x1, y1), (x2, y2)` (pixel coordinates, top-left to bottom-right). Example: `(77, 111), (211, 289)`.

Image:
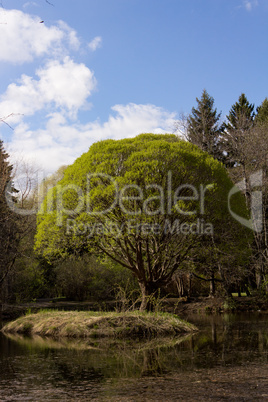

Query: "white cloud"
(0, 57), (96, 120)
(58, 20), (80, 51)
(244, 0), (259, 11)
(7, 104), (176, 175)
(23, 2), (38, 8)
(0, 9), (80, 63)
(88, 36), (102, 52)
(1, 9), (175, 180)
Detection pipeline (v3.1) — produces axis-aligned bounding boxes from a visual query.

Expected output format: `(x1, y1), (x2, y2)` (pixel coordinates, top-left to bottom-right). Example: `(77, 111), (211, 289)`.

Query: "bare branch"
(0, 113), (23, 130)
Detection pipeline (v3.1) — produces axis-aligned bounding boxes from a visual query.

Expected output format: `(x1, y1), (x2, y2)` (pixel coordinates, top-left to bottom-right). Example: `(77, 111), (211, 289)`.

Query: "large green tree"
(35, 134), (250, 309)
(186, 90), (224, 160)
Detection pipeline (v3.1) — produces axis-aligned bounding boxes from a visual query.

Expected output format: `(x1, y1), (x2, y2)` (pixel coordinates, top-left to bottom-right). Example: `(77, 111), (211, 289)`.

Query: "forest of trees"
(185, 91), (268, 296)
(0, 91), (267, 309)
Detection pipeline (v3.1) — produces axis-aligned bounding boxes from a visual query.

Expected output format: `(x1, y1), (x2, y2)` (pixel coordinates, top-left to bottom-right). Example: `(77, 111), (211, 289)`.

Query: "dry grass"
(2, 310), (197, 339)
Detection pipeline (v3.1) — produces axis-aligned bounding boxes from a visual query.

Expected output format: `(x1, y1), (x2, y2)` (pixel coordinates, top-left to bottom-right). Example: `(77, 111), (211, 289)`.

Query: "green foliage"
(187, 89), (224, 159)
(225, 93), (255, 132)
(223, 297), (237, 311)
(0, 140), (20, 298)
(35, 133), (250, 308)
(255, 98), (268, 126)
(10, 255), (56, 303)
(221, 94), (255, 167)
(54, 255), (138, 301)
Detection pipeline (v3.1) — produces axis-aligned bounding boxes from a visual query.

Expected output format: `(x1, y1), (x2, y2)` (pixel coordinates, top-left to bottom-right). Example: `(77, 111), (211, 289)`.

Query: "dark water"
(0, 312), (267, 401)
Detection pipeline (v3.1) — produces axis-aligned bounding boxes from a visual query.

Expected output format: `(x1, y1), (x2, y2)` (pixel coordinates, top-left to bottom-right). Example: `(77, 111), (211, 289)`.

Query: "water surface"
(0, 312), (267, 400)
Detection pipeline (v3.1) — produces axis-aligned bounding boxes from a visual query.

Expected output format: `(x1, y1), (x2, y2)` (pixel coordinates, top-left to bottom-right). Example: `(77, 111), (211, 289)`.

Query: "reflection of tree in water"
(182, 314), (268, 369)
(1, 314), (267, 391)
(49, 357), (105, 399)
(50, 354), (104, 385)
(140, 348), (167, 377)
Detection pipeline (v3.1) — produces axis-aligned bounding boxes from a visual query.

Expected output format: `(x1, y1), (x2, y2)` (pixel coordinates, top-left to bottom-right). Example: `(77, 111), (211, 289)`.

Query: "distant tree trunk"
(187, 273), (192, 297)
(209, 272), (216, 297)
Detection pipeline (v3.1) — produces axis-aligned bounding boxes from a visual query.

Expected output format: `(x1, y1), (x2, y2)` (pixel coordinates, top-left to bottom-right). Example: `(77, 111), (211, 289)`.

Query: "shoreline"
(1, 296), (268, 322)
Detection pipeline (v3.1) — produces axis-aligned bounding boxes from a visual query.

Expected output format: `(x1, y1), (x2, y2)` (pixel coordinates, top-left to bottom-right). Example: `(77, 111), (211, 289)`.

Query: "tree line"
(0, 91), (267, 310)
(184, 90), (267, 296)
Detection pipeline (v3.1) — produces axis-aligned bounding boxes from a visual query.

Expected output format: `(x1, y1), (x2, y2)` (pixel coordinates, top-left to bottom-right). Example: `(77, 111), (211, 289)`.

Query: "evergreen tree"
(222, 93), (255, 167)
(222, 95), (268, 292)
(225, 93), (254, 132)
(186, 89), (224, 159)
(255, 98), (268, 125)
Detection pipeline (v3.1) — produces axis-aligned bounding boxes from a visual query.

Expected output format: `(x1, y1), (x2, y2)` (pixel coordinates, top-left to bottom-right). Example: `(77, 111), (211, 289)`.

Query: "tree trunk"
(187, 273), (192, 297)
(173, 274), (184, 297)
(139, 282), (158, 311)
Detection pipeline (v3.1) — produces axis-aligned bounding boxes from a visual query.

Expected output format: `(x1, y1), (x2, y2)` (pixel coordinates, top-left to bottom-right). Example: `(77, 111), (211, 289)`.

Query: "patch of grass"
(223, 297), (237, 311)
(1, 310), (197, 339)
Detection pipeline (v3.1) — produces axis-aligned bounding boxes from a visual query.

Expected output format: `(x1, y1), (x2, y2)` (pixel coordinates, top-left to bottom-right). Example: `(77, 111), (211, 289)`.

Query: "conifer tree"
(225, 93), (254, 132)
(186, 89), (224, 160)
(255, 98), (268, 125)
(222, 93), (255, 168)
(223, 95), (268, 292)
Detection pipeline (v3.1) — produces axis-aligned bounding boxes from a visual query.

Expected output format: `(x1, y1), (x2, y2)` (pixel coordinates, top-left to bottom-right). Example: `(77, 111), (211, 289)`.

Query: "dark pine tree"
(186, 89), (224, 160)
(221, 93), (255, 168)
(225, 93), (254, 132)
(255, 98), (268, 126)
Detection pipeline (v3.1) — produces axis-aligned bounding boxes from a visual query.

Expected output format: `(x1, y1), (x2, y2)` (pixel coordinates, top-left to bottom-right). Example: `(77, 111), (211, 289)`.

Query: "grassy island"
(2, 310), (197, 338)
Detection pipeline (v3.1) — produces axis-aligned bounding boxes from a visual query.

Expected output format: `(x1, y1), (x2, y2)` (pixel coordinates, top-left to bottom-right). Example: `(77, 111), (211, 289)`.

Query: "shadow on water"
(0, 312), (267, 400)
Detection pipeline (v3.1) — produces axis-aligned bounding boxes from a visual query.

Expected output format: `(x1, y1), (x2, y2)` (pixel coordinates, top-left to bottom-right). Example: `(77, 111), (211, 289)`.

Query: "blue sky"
(0, 0), (267, 176)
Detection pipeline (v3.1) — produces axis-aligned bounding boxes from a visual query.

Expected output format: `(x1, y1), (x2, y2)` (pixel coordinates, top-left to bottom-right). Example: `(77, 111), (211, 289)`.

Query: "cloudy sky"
(0, 0), (267, 177)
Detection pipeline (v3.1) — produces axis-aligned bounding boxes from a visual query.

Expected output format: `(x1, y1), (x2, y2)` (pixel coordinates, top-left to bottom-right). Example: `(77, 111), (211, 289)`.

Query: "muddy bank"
(1, 296), (268, 321)
(165, 296), (268, 315)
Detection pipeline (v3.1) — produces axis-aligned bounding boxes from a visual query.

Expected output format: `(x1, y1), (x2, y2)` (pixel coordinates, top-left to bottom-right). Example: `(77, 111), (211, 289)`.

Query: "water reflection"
(186, 313), (268, 368)
(0, 313), (267, 400)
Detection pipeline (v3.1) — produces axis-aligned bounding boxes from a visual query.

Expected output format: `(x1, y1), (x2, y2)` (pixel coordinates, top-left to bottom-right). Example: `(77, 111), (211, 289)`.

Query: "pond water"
(0, 312), (267, 401)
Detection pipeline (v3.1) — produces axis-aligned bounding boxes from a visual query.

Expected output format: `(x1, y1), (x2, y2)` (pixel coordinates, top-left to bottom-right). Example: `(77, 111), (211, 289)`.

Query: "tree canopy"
(35, 133), (250, 309)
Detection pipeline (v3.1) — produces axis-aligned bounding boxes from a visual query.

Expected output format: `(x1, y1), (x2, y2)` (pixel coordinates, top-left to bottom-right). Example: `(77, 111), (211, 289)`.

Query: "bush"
(55, 255), (139, 302)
